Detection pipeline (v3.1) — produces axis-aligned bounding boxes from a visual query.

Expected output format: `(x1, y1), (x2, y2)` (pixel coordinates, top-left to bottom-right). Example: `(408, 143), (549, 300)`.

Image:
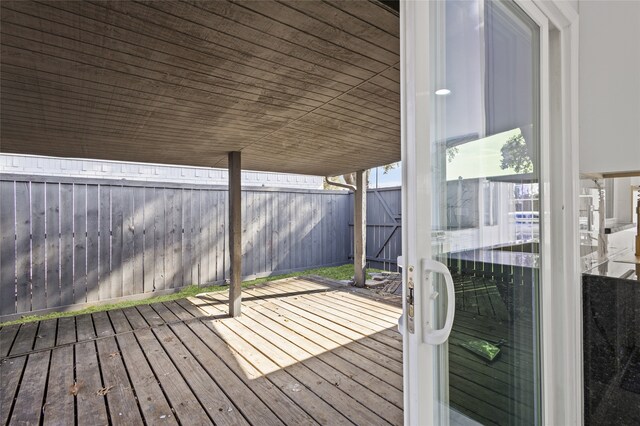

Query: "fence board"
(111, 185), (124, 299)
(132, 186), (145, 294)
(15, 182), (30, 313)
(86, 185), (99, 302)
(74, 184), (87, 304)
(182, 188), (193, 285)
(1, 176), (355, 319)
(142, 187), (155, 292)
(192, 189), (202, 285)
(121, 186), (135, 297)
(46, 182), (61, 308)
(164, 189), (175, 289)
(60, 184), (74, 306)
(31, 182), (46, 310)
(173, 189), (183, 288)
(244, 191), (253, 277)
(0, 181), (16, 316)
(98, 185), (111, 300)
(189, 189), (200, 285)
(216, 191), (225, 282)
(154, 187), (166, 291)
(200, 190), (211, 284)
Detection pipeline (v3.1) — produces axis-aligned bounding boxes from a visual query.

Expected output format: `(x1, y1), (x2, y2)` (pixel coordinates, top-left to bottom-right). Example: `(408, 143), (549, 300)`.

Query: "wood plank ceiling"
(0, 0), (400, 177)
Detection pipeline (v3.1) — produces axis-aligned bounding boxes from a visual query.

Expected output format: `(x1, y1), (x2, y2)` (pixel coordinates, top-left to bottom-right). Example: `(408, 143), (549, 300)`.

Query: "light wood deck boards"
(0, 278), (403, 426)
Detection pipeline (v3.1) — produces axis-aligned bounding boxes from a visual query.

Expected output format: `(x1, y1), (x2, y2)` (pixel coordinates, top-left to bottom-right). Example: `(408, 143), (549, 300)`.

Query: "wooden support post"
(354, 170), (367, 287)
(228, 151), (242, 317)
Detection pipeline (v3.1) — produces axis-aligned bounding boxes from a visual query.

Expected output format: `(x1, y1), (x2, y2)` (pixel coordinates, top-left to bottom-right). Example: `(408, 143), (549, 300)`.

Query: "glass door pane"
(429, 1), (541, 424)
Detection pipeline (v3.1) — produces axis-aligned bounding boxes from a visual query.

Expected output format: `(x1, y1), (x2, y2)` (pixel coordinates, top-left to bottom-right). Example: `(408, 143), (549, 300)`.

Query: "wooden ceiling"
(0, 1), (400, 177)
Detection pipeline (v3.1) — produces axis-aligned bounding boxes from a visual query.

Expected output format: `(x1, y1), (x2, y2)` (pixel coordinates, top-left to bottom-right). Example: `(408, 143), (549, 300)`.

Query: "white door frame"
(399, 1), (582, 424)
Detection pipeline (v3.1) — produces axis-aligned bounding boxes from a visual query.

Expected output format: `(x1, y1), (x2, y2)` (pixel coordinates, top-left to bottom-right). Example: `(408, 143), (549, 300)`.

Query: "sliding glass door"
(401, 1), (544, 424)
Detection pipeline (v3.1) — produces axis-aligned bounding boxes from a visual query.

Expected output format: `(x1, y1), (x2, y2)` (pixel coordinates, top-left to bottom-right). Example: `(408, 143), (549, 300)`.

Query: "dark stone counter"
(583, 273), (640, 425)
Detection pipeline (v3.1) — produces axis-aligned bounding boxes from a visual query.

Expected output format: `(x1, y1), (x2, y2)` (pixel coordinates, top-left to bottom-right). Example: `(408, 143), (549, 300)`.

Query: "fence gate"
(350, 187), (402, 271)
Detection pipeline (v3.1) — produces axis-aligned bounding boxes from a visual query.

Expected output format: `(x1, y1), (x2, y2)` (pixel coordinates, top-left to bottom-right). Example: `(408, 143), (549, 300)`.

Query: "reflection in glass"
(429, 1), (541, 424)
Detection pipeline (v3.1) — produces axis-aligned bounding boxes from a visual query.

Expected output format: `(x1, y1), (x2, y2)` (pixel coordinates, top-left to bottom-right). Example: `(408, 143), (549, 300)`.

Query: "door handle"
(422, 259), (455, 345)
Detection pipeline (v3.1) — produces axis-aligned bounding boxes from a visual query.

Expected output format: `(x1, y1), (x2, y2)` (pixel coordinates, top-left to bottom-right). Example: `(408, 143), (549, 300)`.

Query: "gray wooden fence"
(350, 187), (402, 271)
(0, 175), (350, 319)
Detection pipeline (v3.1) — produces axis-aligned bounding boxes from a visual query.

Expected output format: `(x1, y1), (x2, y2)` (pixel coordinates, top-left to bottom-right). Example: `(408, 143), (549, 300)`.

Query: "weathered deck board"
(43, 347), (75, 426)
(93, 313), (144, 426)
(0, 324), (20, 357)
(10, 351), (50, 425)
(75, 341), (109, 425)
(0, 356), (26, 425)
(34, 319), (58, 350)
(10, 321), (38, 356)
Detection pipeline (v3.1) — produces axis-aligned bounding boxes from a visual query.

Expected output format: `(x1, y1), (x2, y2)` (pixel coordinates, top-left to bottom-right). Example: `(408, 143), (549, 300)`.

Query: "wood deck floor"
(1, 275), (535, 426)
(0, 278), (404, 426)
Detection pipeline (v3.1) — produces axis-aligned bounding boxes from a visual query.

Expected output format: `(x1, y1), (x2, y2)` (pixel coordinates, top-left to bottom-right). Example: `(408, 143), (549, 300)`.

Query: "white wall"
(579, 1), (640, 175)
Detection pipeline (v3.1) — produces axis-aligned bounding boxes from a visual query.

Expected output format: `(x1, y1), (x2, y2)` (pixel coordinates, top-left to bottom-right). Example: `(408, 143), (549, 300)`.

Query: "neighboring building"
(0, 154), (323, 189)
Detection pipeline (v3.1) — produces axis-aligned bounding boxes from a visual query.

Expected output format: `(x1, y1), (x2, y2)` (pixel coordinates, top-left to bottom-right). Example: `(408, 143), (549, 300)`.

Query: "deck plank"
(0, 356), (26, 425)
(10, 351), (50, 425)
(55, 317), (77, 345)
(121, 306), (148, 330)
(42, 346), (75, 426)
(0, 324), (21, 357)
(75, 314), (96, 341)
(75, 341), (109, 425)
(34, 319), (58, 350)
(93, 313), (145, 425)
(10, 321), (39, 355)
(136, 304), (165, 327)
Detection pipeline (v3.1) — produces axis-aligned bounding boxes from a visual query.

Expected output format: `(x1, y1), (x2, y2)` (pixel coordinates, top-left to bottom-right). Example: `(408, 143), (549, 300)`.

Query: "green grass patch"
(0, 264), (384, 326)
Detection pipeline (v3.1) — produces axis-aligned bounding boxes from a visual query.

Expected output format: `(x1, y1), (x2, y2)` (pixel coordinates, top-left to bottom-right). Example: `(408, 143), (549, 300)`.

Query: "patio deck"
(0, 278), (404, 426)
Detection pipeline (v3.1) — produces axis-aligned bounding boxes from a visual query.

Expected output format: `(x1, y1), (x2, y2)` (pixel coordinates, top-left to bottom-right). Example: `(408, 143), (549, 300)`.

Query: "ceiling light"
(435, 89), (451, 96)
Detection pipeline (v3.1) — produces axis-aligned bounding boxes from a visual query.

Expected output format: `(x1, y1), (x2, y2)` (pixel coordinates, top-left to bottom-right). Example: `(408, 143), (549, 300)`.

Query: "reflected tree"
(500, 133), (533, 174)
